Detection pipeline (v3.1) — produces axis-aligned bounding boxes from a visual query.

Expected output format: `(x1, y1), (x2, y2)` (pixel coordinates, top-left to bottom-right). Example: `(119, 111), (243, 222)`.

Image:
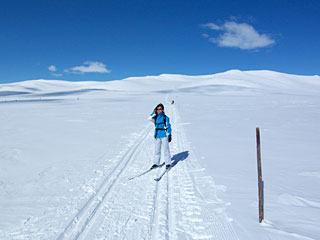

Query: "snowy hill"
(1, 70), (320, 240)
(1, 70), (320, 98)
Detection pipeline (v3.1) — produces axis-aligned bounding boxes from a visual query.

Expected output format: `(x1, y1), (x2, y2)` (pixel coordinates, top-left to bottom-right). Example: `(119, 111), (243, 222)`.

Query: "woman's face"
(156, 107), (163, 113)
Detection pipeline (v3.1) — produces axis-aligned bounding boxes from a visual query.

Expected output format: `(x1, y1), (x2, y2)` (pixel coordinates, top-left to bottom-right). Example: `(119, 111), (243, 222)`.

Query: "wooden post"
(256, 127), (264, 223)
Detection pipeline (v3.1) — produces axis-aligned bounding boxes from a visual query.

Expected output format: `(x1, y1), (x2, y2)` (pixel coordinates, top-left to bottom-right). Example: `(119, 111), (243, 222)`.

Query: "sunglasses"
(157, 108), (163, 110)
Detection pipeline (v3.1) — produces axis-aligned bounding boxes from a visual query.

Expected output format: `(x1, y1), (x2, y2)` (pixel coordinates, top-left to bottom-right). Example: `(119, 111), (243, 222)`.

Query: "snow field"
(1, 70), (320, 239)
(55, 101), (239, 240)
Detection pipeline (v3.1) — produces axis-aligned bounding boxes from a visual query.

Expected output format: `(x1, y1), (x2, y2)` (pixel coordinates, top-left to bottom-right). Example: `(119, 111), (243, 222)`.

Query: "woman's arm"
(148, 112), (156, 122)
(166, 116), (172, 135)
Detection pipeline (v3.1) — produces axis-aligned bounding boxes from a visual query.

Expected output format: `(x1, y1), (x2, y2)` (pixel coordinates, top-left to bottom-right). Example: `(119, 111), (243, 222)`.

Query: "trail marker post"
(256, 127), (264, 223)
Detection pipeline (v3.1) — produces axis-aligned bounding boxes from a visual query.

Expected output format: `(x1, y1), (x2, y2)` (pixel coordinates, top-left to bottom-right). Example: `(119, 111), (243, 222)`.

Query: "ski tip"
(154, 178), (160, 181)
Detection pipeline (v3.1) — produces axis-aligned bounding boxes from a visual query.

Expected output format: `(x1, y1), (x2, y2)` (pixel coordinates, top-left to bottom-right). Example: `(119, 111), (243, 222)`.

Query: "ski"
(154, 167), (171, 181)
(128, 169), (153, 180)
(128, 164), (163, 180)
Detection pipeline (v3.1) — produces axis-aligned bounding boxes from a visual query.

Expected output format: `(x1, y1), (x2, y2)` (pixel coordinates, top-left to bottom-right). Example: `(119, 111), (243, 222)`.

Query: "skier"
(148, 103), (172, 170)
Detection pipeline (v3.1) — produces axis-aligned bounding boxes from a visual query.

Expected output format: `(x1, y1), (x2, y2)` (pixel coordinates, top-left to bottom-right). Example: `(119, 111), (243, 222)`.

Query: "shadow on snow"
(170, 151), (189, 169)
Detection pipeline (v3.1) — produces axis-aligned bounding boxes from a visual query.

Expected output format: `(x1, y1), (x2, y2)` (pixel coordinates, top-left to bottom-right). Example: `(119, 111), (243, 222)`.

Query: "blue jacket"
(150, 112), (172, 138)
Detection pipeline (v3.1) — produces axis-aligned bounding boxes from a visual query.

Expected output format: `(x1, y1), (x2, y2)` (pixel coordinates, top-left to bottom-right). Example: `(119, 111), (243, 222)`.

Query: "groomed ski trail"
(168, 104), (239, 240)
(57, 102), (239, 240)
(57, 125), (153, 240)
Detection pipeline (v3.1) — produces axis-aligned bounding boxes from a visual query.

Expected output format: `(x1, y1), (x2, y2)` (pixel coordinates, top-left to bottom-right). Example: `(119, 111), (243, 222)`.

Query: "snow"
(0, 70), (319, 239)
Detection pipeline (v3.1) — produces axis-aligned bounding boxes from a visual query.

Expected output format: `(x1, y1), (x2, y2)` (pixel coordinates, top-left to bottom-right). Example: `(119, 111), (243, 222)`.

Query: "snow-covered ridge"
(1, 70), (319, 98)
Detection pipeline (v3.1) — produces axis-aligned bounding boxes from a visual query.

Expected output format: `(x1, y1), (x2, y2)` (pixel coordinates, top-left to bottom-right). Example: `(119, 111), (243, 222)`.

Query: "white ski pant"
(154, 137), (171, 166)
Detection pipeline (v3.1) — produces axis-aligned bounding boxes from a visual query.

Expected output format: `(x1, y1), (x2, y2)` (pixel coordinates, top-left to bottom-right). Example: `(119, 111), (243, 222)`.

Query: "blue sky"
(0, 0), (319, 83)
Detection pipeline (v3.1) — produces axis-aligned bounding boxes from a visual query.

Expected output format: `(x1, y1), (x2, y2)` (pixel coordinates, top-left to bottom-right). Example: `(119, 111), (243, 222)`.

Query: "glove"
(168, 135), (172, 143)
(148, 114), (156, 122)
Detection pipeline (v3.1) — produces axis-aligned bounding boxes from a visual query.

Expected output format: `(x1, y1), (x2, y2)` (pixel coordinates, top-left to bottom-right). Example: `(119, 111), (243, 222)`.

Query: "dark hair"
(156, 103), (164, 110)
(154, 103), (164, 113)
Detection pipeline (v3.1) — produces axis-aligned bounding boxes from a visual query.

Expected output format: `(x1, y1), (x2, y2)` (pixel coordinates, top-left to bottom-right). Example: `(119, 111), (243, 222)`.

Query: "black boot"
(150, 164), (158, 169)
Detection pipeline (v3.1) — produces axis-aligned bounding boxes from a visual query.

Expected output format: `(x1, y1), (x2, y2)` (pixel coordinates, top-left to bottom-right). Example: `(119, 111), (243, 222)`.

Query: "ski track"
(57, 101), (239, 240)
(56, 125), (153, 240)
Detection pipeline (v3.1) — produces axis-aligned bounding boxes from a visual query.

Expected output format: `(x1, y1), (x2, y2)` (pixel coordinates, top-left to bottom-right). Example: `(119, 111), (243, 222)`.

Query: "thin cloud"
(202, 33), (209, 38)
(202, 21), (275, 50)
(65, 61), (111, 74)
(202, 23), (221, 30)
(52, 73), (63, 77)
(48, 65), (57, 72)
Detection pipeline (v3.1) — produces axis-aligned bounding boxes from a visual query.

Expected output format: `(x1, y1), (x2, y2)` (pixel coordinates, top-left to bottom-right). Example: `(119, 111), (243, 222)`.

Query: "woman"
(148, 103), (172, 170)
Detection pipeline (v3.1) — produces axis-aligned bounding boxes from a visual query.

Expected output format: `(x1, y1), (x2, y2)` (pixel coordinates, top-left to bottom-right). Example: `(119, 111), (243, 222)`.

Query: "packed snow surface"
(1, 70), (320, 239)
